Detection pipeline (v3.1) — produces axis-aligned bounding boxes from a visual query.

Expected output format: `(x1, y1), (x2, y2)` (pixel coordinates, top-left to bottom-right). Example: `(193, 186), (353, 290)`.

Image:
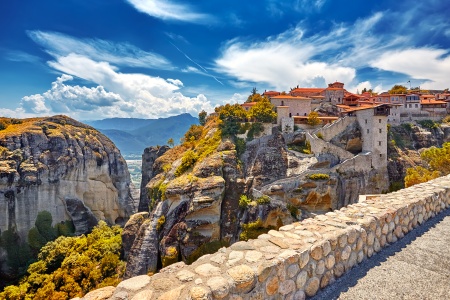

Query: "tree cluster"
(0, 221), (125, 300)
(404, 142), (450, 187)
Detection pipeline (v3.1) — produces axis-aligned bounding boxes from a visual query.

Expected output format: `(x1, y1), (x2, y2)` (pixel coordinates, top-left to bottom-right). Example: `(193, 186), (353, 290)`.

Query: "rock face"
(139, 146), (169, 212)
(0, 116), (134, 273)
(387, 123), (450, 188)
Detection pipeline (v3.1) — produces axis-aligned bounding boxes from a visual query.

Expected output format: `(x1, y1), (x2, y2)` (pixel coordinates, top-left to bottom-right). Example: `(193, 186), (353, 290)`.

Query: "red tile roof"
(271, 95), (312, 100)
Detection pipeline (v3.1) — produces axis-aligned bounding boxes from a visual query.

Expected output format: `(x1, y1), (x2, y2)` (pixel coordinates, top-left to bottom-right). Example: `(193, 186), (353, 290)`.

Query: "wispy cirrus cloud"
(125, 0), (213, 24)
(3, 50), (41, 64)
(27, 30), (173, 70)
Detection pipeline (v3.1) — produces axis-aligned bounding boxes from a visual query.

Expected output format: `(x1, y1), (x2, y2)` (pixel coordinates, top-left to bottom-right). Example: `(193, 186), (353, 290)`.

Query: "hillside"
(85, 114), (199, 156)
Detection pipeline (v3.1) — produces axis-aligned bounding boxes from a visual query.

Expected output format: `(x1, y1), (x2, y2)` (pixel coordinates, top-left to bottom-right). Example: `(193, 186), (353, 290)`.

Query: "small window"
(380, 154), (382, 158)
(365, 119), (368, 124)
(379, 119), (381, 123)
(289, 113), (292, 117)
(281, 101), (284, 106)
(379, 141), (382, 146)
(415, 104), (418, 108)
(367, 129), (369, 134)
(379, 128), (382, 133)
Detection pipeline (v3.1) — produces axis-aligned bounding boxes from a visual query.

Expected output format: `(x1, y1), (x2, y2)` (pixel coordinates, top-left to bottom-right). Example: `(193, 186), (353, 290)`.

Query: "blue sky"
(1, 0), (449, 120)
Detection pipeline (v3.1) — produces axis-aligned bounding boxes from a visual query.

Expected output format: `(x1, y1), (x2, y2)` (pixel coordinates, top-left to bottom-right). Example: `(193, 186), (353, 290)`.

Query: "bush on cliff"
(405, 142), (450, 187)
(0, 221), (125, 300)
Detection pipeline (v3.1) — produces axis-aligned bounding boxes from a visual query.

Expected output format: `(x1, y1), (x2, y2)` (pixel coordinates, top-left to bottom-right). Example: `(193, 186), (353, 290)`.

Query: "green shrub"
(238, 123), (251, 134)
(418, 119), (439, 130)
(308, 173), (330, 180)
(235, 137), (246, 157)
(184, 124), (203, 142)
(256, 195), (271, 205)
(175, 150), (198, 176)
(0, 120), (8, 131)
(287, 204), (299, 219)
(401, 123), (413, 131)
(11, 118), (22, 125)
(239, 195), (251, 208)
(156, 215), (166, 231)
(316, 132), (324, 139)
(247, 122), (264, 141)
(185, 240), (229, 265)
(239, 219), (274, 241)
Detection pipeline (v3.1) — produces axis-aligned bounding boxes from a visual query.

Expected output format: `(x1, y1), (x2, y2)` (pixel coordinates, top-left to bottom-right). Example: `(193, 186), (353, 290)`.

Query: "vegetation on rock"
(405, 142), (450, 187)
(308, 173), (330, 180)
(0, 221), (124, 300)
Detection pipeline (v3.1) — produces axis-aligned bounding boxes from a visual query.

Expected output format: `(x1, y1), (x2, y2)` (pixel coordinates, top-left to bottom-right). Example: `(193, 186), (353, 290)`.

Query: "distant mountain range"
(84, 113), (198, 156)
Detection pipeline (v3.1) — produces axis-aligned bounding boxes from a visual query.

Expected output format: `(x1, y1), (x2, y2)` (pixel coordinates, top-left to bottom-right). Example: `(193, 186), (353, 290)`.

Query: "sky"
(0, 0), (449, 120)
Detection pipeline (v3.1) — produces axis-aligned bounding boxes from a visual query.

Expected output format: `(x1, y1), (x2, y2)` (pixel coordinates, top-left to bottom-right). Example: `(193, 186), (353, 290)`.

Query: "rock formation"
(125, 118), (393, 277)
(0, 115), (134, 275)
(387, 123), (450, 189)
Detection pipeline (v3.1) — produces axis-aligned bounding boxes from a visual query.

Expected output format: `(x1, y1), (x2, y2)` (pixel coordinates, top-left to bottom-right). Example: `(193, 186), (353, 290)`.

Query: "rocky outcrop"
(139, 146), (169, 212)
(387, 123), (450, 188)
(0, 115), (134, 276)
(329, 121), (362, 154)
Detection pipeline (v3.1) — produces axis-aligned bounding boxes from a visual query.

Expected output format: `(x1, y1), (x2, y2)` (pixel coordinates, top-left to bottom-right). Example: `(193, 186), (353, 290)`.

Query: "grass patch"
(308, 173), (330, 180)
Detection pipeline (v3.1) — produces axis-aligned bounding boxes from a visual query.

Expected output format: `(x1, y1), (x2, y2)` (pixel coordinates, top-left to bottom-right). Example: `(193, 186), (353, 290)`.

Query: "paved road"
(313, 208), (450, 300)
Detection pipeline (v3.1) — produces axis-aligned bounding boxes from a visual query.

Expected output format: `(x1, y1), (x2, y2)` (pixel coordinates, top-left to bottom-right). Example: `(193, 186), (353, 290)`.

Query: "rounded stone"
(190, 286), (211, 300)
(176, 270), (195, 282)
(287, 263), (300, 278)
(310, 244), (323, 261)
(227, 265), (256, 293)
(357, 250), (364, 263)
(279, 280), (295, 295)
(305, 277), (320, 297)
(294, 290), (306, 300)
(320, 271), (333, 288)
(347, 228), (357, 244)
(245, 251), (263, 263)
(322, 241), (331, 256)
(325, 255), (335, 270)
(207, 277), (229, 299)
(296, 271), (308, 289)
(341, 245), (351, 260)
(334, 263), (345, 277)
(195, 264), (221, 277)
(338, 235), (347, 248)
(382, 223), (389, 235)
(299, 250), (310, 268)
(316, 260), (325, 275)
(367, 232), (375, 246)
(265, 276), (279, 296)
(375, 227), (382, 238)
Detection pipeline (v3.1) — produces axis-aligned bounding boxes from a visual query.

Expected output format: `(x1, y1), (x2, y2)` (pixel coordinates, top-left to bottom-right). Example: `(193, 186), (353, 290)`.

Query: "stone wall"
(315, 116), (356, 142)
(81, 175), (450, 300)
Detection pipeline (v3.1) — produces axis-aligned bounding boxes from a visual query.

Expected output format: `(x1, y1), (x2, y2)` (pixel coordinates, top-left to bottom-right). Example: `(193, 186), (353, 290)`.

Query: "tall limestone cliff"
(0, 115), (134, 276)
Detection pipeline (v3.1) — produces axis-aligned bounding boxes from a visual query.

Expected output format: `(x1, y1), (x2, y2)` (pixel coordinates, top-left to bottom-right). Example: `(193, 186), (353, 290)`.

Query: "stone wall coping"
(80, 174), (450, 300)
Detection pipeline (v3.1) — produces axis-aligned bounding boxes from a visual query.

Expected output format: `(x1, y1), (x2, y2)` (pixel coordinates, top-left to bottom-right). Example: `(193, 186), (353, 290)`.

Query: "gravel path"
(312, 207), (450, 299)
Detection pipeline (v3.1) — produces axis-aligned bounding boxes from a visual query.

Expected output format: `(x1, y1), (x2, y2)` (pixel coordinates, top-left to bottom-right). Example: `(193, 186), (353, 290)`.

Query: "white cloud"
(21, 74), (122, 114)
(28, 31), (173, 70)
(21, 55), (213, 119)
(347, 81), (372, 94)
(125, 0), (213, 23)
(215, 31), (356, 91)
(371, 48), (450, 89)
(222, 93), (246, 105)
(4, 50), (41, 64)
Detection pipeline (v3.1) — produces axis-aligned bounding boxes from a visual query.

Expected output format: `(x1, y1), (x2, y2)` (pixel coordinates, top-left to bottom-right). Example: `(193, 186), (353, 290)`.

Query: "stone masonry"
(80, 174), (450, 300)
